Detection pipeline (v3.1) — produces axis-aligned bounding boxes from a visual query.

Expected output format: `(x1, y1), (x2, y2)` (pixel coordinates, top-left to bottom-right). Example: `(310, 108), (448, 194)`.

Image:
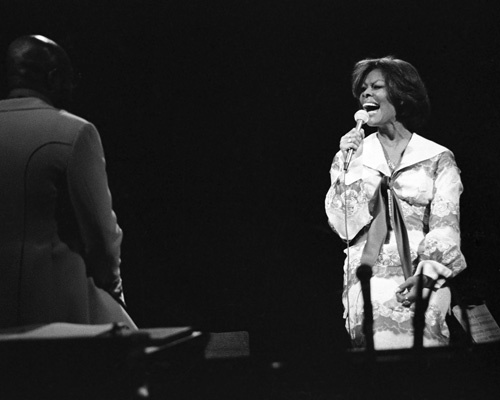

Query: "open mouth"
(363, 102), (380, 113)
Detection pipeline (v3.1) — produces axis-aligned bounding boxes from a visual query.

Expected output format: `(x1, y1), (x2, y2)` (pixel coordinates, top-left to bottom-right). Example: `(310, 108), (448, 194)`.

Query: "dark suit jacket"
(0, 90), (124, 328)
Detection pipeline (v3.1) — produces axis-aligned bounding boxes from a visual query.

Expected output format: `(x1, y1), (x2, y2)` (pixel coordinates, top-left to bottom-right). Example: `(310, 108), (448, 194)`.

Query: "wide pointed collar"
(363, 132), (448, 176)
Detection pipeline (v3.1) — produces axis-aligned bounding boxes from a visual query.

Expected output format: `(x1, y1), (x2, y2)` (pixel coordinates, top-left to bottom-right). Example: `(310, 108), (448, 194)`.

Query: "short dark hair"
(7, 36), (73, 87)
(5, 35), (75, 107)
(351, 56), (430, 132)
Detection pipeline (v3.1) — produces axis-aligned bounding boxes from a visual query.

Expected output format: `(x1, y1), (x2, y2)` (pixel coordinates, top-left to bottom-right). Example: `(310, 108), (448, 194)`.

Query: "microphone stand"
(413, 273), (428, 350)
(449, 283), (474, 347)
(356, 264), (374, 352)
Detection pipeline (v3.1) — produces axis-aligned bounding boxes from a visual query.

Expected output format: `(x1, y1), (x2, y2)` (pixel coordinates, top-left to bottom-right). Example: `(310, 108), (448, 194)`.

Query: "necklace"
(378, 133), (412, 171)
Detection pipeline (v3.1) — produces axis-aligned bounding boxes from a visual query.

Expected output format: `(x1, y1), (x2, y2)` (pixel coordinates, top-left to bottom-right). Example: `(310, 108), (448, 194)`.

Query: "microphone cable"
(343, 171), (354, 342)
(341, 109), (368, 345)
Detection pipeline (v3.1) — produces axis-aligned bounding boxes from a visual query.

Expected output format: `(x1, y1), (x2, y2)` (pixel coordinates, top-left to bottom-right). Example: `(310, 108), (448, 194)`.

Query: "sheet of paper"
(452, 304), (500, 344)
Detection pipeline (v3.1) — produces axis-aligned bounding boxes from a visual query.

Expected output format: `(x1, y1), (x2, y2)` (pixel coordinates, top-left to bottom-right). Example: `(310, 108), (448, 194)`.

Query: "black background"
(2, 0), (500, 357)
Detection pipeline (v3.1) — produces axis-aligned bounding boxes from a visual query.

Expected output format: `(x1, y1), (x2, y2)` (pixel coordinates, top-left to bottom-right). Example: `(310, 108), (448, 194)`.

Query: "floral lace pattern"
(332, 181), (370, 217)
(326, 134), (466, 349)
(350, 301), (450, 348)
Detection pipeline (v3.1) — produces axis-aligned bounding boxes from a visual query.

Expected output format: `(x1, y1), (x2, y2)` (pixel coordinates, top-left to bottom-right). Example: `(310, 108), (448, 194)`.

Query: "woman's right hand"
(339, 127), (364, 157)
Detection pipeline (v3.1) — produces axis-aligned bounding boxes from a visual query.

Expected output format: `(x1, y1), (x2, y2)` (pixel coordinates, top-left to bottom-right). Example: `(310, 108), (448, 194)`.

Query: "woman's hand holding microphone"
(340, 127), (365, 155)
(341, 109), (369, 171)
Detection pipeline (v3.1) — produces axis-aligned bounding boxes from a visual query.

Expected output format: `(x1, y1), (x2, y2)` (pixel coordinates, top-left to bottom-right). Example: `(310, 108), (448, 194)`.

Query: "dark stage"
(1, 0), (500, 397)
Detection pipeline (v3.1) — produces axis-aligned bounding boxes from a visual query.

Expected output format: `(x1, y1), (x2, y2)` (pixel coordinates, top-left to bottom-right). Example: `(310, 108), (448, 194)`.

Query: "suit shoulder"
(53, 110), (100, 144)
(58, 109), (94, 128)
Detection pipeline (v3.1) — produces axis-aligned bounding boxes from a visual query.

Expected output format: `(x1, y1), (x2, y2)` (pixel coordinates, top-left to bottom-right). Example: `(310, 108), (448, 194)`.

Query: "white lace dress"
(325, 133), (466, 349)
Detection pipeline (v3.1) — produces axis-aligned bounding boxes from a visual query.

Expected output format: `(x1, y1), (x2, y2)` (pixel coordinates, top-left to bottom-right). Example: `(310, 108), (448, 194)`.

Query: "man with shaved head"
(0, 35), (134, 328)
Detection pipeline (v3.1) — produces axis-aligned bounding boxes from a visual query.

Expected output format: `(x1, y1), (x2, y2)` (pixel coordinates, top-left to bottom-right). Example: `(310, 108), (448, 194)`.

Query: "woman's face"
(359, 69), (397, 128)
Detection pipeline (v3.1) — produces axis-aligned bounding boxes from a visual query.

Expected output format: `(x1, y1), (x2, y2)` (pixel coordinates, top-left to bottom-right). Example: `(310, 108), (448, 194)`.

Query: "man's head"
(6, 35), (75, 108)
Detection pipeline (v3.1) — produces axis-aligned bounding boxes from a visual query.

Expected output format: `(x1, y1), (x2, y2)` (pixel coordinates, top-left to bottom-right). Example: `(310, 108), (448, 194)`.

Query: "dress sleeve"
(325, 150), (372, 241)
(67, 123), (125, 305)
(417, 151), (466, 286)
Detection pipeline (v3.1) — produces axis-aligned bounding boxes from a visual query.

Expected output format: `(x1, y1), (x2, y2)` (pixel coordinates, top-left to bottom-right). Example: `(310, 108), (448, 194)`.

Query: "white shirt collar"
(363, 132), (448, 176)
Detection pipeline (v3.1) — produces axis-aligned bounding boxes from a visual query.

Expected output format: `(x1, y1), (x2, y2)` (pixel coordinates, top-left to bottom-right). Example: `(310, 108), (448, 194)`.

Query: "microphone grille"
(354, 109), (369, 123)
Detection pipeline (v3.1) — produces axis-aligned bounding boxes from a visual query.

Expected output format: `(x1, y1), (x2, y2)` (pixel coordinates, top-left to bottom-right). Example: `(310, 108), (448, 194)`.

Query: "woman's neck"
(377, 121), (412, 147)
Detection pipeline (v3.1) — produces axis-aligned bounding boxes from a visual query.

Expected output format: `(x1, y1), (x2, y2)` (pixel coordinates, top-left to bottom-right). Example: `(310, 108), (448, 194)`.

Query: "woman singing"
(325, 56), (466, 349)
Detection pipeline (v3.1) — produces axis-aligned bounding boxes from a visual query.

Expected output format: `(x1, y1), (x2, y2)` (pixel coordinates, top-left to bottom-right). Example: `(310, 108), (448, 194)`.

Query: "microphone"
(344, 109), (369, 171)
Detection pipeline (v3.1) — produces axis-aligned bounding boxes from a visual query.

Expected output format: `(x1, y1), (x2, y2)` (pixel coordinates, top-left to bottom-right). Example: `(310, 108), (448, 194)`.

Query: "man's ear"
(47, 68), (62, 91)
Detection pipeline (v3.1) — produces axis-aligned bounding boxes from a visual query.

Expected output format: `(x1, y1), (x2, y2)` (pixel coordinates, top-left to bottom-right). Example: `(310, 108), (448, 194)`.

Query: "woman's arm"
(416, 151), (467, 287)
(325, 149), (372, 241)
